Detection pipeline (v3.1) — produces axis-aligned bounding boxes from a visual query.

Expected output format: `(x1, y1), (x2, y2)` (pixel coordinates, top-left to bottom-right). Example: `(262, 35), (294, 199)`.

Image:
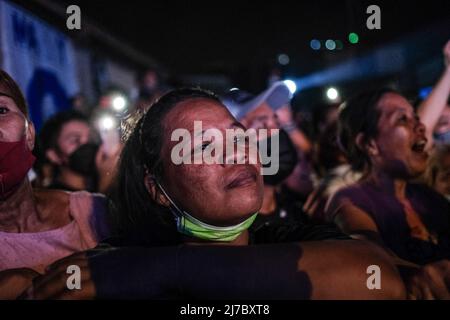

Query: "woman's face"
(370, 93), (428, 178)
(241, 103), (279, 132)
(159, 98), (264, 226)
(0, 89), (29, 143)
(53, 120), (93, 164)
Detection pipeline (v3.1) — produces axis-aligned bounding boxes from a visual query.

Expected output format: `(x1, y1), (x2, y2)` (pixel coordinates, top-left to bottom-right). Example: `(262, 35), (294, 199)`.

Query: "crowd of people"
(0, 41), (449, 300)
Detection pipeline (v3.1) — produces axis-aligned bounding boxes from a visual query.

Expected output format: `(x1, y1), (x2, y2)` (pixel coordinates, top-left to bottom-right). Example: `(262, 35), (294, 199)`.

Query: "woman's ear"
(355, 133), (379, 157)
(25, 120), (35, 151)
(365, 138), (379, 157)
(144, 175), (170, 207)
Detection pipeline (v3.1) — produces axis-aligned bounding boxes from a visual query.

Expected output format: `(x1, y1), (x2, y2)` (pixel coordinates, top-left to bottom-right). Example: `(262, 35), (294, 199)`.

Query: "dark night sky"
(57, 0), (449, 75)
(15, 0), (450, 94)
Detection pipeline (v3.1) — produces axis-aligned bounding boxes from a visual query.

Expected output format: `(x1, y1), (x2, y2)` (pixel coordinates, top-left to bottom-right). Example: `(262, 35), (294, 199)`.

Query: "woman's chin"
(407, 165), (427, 179)
(226, 202), (261, 222)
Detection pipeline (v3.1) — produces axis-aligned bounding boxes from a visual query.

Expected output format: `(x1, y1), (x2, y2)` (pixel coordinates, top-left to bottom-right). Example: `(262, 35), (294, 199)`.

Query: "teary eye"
(201, 141), (211, 151)
(0, 106), (9, 114)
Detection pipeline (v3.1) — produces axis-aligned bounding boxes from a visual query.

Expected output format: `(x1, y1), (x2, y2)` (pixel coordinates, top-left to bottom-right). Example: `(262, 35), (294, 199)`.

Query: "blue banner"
(0, 0), (79, 130)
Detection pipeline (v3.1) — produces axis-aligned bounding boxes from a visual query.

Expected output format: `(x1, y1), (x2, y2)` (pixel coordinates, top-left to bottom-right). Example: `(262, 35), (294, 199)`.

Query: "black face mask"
(68, 143), (100, 176)
(260, 129), (298, 186)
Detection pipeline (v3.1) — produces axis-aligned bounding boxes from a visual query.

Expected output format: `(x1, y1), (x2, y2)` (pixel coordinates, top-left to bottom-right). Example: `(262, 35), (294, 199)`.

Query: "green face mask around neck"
(178, 211), (258, 242)
(156, 181), (258, 242)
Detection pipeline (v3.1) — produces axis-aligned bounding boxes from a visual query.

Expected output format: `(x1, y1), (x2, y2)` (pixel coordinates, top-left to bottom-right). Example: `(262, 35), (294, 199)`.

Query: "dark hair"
(338, 88), (397, 173)
(39, 110), (89, 154)
(314, 121), (346, 177)
(312, 102), (340, 138)
(0, 69), (28, 118)
(109, 87), (221, 246)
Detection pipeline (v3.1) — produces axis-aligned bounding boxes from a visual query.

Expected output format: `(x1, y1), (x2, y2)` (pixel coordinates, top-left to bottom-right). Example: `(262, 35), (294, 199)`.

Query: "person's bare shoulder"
(299, 240), (406, 299)
(33, 189), (72, 228)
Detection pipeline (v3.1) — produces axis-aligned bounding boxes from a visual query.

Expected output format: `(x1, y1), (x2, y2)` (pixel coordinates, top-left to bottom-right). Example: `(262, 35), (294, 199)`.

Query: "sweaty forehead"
(0, 88), (20, 112)
(165, 98), (233, 131)
(377, 93), (413, 115)
(0, 84), (14, 101)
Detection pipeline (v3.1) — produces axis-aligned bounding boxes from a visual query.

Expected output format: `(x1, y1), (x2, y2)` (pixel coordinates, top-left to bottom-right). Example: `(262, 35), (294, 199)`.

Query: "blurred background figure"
(70, 93), (91, 117)
(423, 144), (450, 201)
(433, 105), (450, 145)
(303, 121), (361, 222)
(39, 110), (98, 192)
(39, 110), (120, 193)
(95, 87), (131, 117)
(311, 102), (340, 140)
(222, 81), (311, 228)
(134, 68), (168, 111)
(417, 40), (450, 149)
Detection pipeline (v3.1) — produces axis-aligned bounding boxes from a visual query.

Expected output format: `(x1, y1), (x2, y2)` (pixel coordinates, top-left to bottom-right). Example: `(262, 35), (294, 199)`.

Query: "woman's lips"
(226, 170), (257, 189)
(411, 137), (429, 159)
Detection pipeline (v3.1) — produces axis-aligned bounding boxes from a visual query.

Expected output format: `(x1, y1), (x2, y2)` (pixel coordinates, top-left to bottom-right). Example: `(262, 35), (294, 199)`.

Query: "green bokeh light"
(348, 32), (359, 44)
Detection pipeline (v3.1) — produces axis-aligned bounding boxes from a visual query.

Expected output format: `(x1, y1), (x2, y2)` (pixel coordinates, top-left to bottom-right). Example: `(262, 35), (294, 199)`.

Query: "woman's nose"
(266, 116), (278, 130)
(223, 139), (249, 165)
(415, 119), (426, 135)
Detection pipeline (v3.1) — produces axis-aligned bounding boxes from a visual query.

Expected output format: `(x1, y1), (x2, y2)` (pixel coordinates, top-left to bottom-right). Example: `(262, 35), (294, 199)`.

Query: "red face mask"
(0, 138), (35, 200)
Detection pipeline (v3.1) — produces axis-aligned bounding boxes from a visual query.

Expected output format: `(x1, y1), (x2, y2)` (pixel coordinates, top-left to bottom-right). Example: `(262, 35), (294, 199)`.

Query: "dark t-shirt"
(250, 221), (350, 244)
(251, 191), (309, 231)
(328, 182), (450, 265)
(249, 190), (349, 243)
